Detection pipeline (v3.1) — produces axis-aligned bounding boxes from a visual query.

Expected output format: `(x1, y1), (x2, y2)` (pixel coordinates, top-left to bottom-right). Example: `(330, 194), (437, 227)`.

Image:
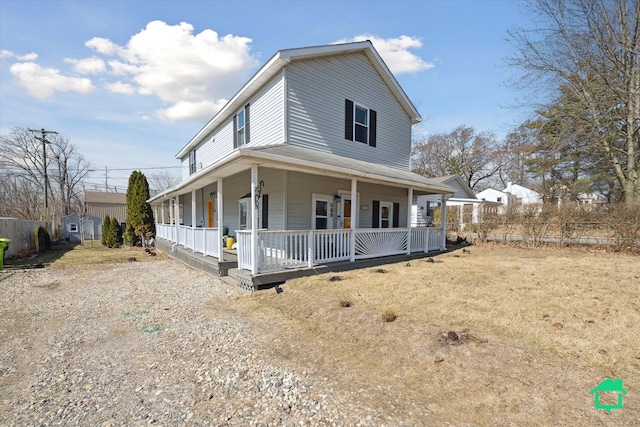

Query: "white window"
(380, 202), (393, 228)
(69, 223), (78, 232)
(312, 194), (333, 230)
(234, 103), (250, 148)
(237, 109), (245, 146)
(354, 104), (368, 144)
(345, 99), (377, 147)
(239, 197), (250, 230)
(189, 150), (196, 175)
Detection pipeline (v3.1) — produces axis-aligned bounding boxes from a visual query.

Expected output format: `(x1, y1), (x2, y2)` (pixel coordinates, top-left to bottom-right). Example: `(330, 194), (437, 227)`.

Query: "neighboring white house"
(148, 41), (454, 290)
(412, 175), (491, 230)
(476, 182), (541, 213)
(577, 191), (608, 207)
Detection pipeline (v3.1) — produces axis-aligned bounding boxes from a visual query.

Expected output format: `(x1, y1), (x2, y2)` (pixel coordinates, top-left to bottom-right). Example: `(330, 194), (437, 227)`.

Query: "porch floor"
(156, 237), (459, 292)
(229, 248), (451, 291)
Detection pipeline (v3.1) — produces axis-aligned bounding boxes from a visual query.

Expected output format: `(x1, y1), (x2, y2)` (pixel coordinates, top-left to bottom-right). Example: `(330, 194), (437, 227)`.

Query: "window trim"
(354, 103), (369, 144)
(311, 193), (333, 230)
(188, 150), (197, 175)
(233, 103), (250, 148)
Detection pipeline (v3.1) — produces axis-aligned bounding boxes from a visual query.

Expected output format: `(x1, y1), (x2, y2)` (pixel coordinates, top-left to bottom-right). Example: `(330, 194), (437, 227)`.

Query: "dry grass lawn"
(239, 243), (640, 425)
(6, 243), (165, 268)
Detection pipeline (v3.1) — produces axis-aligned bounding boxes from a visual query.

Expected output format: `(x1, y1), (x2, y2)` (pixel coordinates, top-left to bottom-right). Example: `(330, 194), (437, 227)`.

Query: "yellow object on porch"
(226, 237), (235, 250)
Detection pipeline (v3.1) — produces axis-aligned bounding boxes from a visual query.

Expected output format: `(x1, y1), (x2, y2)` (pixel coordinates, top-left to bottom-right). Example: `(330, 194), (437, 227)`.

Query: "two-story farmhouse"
(149, 41), (454, 291)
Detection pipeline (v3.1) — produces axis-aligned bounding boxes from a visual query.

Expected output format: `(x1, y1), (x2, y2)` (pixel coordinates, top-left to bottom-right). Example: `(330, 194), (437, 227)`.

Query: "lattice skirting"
(234, 276), (255, 294)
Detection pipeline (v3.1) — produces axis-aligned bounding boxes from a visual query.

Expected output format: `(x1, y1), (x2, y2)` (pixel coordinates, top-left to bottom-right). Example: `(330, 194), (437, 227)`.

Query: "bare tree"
(0, 127), (91, 220)
(508, 0), (640, 204)
(147, 171), (181, 195)
(412, 125), (502, 190)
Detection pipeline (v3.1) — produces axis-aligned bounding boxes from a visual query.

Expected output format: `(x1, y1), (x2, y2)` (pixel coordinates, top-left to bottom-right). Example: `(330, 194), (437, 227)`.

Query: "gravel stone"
(0, 259), (424, 426)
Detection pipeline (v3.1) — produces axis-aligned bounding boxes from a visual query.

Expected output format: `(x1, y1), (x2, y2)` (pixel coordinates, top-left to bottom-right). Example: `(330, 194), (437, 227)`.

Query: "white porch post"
(441, 194), (447, 250)
(217, 178), (224, 262)
(169, 199), (174, 242)
(250, 166), (259, 275)
(350, 178), (357, 262)
(175, 196), (180, 243)
(406, 188), (413, 255)
(191, 189), (197, 252)
(161, 200), (165, 225)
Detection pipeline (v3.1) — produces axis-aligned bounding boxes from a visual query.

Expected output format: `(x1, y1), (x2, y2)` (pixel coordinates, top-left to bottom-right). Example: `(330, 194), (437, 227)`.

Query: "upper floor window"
(189, 150), (196, 175)
(233, 103), (250, 148)
(345, 99), (377, 147)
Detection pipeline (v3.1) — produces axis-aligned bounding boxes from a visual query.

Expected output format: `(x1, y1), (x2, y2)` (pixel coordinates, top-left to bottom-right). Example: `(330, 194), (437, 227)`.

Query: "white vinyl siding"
(285, 171), (348, 230)
(179, 74), (285, 180)
(286, 52), (412, 170)
(355, 182), (408, 228)
(247, 74), (284, 147)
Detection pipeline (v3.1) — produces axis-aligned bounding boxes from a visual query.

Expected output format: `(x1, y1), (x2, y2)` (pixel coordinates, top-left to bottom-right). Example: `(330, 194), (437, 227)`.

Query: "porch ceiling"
(149, 144), (454, 202)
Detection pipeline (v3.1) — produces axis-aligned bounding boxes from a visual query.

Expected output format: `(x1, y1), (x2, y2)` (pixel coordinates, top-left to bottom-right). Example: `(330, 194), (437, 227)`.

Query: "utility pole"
(28, 128), (58, 221)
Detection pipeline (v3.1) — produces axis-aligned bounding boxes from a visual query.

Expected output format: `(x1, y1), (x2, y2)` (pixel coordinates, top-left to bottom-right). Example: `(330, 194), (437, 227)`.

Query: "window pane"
(316, 200), (328, 217)
(237, 110), (245, 128)
(381, 206), (389, 220)
(316, 218), (328, 229)
(238, 128), (245, 146)
(355, 124), (367, 143)
(355, 106), (367, 125)
(240, 202), (247, 228)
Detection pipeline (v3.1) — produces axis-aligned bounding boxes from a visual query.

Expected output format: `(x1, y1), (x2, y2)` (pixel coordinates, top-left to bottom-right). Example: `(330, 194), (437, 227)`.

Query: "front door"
(338, 192), (356, 229)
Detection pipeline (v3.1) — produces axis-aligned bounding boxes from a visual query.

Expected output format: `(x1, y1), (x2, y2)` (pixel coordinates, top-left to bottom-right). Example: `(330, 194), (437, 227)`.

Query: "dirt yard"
(1, 243), (638, 425)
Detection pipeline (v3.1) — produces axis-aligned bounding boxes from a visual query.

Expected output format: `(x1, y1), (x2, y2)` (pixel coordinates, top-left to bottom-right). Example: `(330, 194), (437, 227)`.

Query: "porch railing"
(158, 224), (443, 274)
(156, 224), (219, 258)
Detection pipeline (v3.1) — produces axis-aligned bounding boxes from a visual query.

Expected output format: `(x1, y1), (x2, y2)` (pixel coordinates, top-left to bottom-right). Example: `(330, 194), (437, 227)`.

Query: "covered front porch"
(149, 144), (453, 290)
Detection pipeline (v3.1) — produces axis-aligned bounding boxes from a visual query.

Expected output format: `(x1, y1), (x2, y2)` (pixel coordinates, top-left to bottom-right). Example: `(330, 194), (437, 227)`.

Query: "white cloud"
(1, 50), (38, 61)
(335, 35), (434, 74)
(106, 80), (136, 94)
(18, 52), (39, 61)
(85, 37), (121, 56)
(9, 62), (95, 99)
(65, 56), (106, 74)
(85, 20), (258, 121)
(157, 99), (228, 121)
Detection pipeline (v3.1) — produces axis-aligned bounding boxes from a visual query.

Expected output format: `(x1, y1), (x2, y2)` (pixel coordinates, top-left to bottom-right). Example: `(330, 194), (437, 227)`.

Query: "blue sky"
(1, 0), (532, 191)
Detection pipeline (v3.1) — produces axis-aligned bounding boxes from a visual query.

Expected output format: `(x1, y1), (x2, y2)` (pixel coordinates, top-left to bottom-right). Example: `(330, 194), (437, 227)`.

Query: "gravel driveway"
(0, 259), (400, 426)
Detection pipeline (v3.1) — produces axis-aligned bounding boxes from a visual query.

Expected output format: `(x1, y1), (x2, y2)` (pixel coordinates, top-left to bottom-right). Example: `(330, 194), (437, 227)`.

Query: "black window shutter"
(233, 114), (238, 148)
(345, 99), (354, 140)
(244, 103), (250, 144)
(261, 194), (268, 229)
(372, 200), (380, 228)
(393, 202), (400, 228)
(369, 109), (377, 147)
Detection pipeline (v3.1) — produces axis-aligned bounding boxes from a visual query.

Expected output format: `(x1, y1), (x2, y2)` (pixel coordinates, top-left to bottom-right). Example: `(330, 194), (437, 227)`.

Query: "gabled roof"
(431, 175), (478, 200)
(176, 41), (421, 159)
